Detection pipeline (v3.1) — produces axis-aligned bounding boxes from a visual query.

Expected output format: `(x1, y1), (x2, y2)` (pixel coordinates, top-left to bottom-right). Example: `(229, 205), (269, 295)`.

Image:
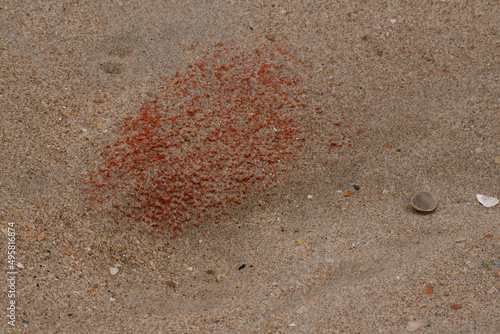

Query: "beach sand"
(1, 1), (499, 332)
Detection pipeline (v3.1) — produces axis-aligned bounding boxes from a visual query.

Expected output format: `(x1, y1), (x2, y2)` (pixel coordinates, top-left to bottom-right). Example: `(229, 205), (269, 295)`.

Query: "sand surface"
(1, 1), (499, 333)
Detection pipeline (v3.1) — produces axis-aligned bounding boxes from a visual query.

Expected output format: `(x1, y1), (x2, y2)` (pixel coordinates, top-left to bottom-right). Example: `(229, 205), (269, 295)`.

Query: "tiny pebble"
(353, 184), (360, 190)
(307, 195), (313, 199)
(238, 264), (246, 270)
(484, 234), (494, 239)
(390, 19), (397, 24)
(344, 190), (354, 197)
(37, 232), (46, 241)
(16, 263), (24, 269)
(451, 304), (462, 310)
(297, 240), (304, 245)
(110, 267), (119, 275)
(454, 237), (467, 243)
(289, 323), (296, 327)
(296, 306), (307, 314)
(166, 280), (176, 288)
(110, 297), (116, 301)
(406, 321), (423, 332)
(187, 267), (193, 271)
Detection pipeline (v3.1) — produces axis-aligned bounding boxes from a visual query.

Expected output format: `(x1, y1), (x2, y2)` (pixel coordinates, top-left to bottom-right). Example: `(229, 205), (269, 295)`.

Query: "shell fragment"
(476, 194), (499, 208)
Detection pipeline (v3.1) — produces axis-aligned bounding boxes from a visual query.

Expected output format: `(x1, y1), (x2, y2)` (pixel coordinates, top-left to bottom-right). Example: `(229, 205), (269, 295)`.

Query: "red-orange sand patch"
(86, 44), (311, 232)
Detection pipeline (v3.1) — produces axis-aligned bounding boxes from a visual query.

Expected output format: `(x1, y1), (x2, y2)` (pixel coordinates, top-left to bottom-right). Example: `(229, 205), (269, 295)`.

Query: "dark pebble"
(353, 184), (360, 190)
(238, 264), (246, 270)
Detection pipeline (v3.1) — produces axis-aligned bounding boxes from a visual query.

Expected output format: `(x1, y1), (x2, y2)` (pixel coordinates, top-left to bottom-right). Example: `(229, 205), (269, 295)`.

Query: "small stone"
(16, 263), (24, 269)
(0, 228), (8, 236)
(484, 234), (494, 239)
(406, 321), (423, 332)
(307, 195), (313, 199)
(486, 287), (497, 294)
(382, 143), (389, 148)
(344, 190), (355, 197)
(266, 34), (276, 42)
(206, 269), (216, 275)
(494, 272), (499, 278)
(37, 232), (46, 241)
(297, 240), (304, 245)
(353, 184), (360, 190)
(454, 237), (467, 243)
(425, 286), (434, 294)
(166, 280), (176, 289)
(382, 189), (389, 195)
(110, 297), (116, 301)
(450, 304), (462, 310)
(110, 267), (119, 275)
(494, 156), (500, 164)
(88, 288), (97, 295)
(390, 19), (397, 24)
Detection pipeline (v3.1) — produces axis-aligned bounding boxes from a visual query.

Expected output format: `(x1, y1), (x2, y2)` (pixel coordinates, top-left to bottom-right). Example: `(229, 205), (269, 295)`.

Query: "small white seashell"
(16, 263), (24, 269)
(476, 194), (499, 208)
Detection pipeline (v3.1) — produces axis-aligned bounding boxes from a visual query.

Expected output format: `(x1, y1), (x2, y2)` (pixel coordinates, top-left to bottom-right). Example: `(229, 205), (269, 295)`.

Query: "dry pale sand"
(1, 1), (499, 333)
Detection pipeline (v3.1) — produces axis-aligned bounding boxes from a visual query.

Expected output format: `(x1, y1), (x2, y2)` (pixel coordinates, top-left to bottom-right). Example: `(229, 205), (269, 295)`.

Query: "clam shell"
(410, 191), (437, 212)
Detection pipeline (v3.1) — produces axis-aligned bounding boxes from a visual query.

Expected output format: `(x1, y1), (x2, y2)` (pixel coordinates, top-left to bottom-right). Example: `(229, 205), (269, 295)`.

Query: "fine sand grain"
(1, 1), (499, 333)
